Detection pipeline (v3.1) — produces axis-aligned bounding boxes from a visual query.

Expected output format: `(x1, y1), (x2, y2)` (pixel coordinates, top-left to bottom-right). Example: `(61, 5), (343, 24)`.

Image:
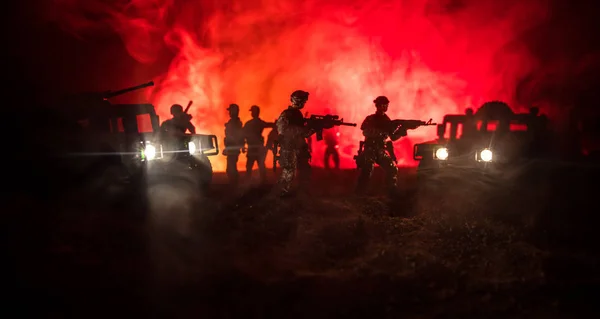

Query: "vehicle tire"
(194, 155), (213, 192)
(81, 158), (132, 203)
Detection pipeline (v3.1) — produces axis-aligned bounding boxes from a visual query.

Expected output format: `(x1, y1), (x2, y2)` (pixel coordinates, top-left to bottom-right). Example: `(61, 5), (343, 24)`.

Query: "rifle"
(390, 118), (436, 131)
(184, 100), (193, 113)
(183, 100), (193, 120)
(304, 114), (357, 141)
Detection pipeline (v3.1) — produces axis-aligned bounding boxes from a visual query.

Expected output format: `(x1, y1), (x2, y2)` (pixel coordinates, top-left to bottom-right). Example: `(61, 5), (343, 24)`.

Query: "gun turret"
(305, 114), (357, 141)
(103, 81), (154, 100)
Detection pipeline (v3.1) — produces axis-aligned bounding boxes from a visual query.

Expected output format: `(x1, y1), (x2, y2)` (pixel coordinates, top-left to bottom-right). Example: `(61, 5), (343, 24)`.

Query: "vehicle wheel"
(83, 160), (132, 202)
(195, 155), (213, 192)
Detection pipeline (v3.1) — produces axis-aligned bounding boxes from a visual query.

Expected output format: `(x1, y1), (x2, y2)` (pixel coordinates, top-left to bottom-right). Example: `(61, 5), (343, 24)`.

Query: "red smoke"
(46, 0), (548, 172)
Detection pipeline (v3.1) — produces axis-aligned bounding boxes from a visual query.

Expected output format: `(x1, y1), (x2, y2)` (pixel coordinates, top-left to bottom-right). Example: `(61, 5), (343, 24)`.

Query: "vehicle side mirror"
(437, 124), (444, 138)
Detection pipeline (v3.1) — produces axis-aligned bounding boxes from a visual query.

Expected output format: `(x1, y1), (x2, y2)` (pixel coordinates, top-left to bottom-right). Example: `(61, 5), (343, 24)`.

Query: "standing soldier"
(265, 119), (279, 167)
(243, 105), (274, 184)
(322, 108), (340, 169)
(356, 96), (405, 195)
(223, 104), (244, 186)
(276, 90), (314, 197)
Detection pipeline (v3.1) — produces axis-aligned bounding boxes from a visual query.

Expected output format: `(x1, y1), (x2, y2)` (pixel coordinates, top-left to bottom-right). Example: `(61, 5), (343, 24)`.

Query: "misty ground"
(5, 164), (600, 318)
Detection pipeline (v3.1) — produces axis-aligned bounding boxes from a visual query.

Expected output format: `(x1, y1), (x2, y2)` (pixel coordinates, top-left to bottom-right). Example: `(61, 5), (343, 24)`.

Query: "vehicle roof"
(70, 103), (157, 120)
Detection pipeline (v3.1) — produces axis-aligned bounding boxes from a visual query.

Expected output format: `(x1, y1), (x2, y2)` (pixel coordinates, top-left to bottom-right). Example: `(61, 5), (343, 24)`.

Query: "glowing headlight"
(480, 149), (493, 162)
(188, 141), (197, 155)
(435, 147), (449, 160)
(143, 144), (156, 160)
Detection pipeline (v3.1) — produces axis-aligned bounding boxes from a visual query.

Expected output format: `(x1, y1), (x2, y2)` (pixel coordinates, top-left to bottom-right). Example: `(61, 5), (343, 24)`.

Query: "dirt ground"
(5, 165), (600, 318)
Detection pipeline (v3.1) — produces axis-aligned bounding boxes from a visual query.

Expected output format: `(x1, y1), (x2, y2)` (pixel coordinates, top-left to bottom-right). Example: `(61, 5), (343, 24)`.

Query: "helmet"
(227, 103), (239, 111)
(290, 90), (309, 105)
(170, 104), (184, 115)
(249, 105), (260, 112)
(465, 108), (474, 115)
(373, 96), (389, 105)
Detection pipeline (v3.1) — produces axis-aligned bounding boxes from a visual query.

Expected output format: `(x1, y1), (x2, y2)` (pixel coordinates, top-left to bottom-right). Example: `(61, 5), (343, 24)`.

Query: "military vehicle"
(60, 81), (218, 195)
(413, 101), (550, 184)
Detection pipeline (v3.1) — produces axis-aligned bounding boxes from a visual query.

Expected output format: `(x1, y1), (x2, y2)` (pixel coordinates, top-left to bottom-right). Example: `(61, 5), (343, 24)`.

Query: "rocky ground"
(5, 165), (600, 318)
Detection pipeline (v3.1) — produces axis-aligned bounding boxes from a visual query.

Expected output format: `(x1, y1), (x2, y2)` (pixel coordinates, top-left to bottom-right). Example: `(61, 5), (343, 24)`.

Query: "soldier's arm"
(262, 119), (276, 129)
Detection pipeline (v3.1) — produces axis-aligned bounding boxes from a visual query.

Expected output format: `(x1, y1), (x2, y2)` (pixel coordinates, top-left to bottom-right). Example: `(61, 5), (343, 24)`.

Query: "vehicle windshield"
(442, 119), (529, 140)
(76, 113), (155, 134)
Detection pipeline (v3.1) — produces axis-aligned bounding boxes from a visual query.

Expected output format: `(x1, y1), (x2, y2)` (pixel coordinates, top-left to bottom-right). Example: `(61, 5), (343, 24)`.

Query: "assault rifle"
(183, 100), (193, 120)
(305, 114), (357, 141)
(391, 118), (436, 132)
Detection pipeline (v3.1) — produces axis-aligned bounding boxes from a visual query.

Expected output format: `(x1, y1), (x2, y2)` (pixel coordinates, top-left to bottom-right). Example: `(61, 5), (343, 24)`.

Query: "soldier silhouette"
(223, 104), (244, 186)
(322, 108), (340, 169)
(243, 105), (275, 184)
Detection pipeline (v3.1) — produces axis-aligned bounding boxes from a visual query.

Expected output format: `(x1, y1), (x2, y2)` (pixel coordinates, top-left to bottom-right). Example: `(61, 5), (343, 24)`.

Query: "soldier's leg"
(245, 155), (256, 179)
(377, 153), (399, 192)
(356, 151), (376, 193)
(258, 147), (267, 183)
(297, 148), (312, 189)
(277, 149), (297, 195)
(332, 148), (340, 169)
(226, 154), (240, 185)
(324, 148), (331, 169)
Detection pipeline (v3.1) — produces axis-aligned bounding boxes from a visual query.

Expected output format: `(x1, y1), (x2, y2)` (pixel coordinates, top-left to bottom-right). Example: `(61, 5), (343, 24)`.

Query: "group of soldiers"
(225, 91), (402, 197)
(160, 90), (406, 197)
(222, 103), (275, 186)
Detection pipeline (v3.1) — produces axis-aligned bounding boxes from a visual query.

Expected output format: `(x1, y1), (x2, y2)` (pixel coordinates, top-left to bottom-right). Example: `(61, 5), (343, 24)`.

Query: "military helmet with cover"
(290, 90), (309, 106)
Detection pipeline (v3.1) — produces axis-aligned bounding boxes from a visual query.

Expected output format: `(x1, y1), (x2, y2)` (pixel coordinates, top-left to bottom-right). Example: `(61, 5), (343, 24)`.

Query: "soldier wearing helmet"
(160, 104), (196, 135)
(275, 90), (315, 196)
(243, 105), (275, 184)
(223, 103), (244, 186)
(356, 96), (404, 194)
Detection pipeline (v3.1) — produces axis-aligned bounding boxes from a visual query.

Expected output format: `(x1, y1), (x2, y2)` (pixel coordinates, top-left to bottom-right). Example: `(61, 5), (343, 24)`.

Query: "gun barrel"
(104, 81), (155, 99)
(339, 122), (357, 127)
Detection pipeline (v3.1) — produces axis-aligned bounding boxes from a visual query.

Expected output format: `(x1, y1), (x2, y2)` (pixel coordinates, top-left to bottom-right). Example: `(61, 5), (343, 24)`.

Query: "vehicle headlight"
(188, 141), (197, 155)
(480, 149), (493, 162)
(435, 147), (449, 160)
(143, 144), (156, 160)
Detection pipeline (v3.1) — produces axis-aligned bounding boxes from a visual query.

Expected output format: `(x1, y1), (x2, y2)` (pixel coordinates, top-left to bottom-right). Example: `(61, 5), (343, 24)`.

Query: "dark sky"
(5, 0), (600, 106)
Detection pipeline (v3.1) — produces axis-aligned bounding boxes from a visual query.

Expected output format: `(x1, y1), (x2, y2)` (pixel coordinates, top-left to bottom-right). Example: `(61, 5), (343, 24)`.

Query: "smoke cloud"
(46, 0), (549, 171)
